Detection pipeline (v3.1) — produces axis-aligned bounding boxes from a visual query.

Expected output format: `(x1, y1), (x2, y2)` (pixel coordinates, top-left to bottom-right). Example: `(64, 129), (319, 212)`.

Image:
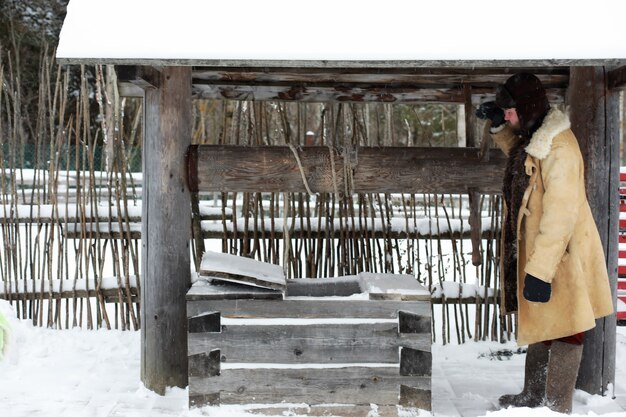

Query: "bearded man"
(476, 73), (614, 414)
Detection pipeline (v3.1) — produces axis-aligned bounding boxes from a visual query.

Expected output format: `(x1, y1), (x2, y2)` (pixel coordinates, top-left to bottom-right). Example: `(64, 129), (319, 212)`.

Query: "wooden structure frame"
(56, 0), (626, 403)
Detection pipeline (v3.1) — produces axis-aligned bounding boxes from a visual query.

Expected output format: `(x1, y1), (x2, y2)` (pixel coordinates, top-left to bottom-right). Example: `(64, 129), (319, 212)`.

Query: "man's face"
(504, 108), (520, 130)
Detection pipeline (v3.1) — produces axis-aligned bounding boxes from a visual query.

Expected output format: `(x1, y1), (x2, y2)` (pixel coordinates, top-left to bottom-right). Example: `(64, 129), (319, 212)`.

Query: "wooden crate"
(187, 274), (432, 411)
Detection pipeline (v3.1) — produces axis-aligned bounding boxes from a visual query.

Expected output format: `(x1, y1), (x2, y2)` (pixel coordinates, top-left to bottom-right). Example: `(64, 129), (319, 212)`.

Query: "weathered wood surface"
(285, 277), (362, 297)
(188, 349), (220, 378)
(608, 65), (626, 90)
(567, 66), (618, 395)
(400, 348), (432, 376)
(191, 67), (569, 87)
(141, 66), (192, 394)
(187, 282), (282, 301)
(189, 145), (507, 194)
(188, 322), (431, 363)
(236, 404), (416, 417)
(198, 251), (286, 291)
(187, 299), (430, 319)
(188, 312), (221, 333)
(189, 367), (430, 406)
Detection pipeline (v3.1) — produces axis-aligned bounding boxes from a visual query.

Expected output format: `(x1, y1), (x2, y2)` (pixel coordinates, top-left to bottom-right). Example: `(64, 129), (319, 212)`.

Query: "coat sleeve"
(524, 135), (582, 283)
(490, 125), (519, 156)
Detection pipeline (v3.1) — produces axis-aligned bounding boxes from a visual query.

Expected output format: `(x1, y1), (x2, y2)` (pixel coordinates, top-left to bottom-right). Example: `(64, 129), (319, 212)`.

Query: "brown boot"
(546, 341), (583, 414)
(499, 342), (549, 408)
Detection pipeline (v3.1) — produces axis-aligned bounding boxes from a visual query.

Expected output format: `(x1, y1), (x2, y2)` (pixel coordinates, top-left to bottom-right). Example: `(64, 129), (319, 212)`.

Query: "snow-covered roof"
(56, 0), (626, 67)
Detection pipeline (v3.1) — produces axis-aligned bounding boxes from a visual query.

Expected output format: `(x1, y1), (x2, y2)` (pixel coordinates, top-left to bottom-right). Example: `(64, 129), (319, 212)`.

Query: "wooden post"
(141, 66), (192, 394)
(567, 66), (619, 395)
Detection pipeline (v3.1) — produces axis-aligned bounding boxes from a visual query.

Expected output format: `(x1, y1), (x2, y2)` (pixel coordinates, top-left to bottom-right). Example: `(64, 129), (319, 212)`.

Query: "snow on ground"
(0, 299), (625, 417)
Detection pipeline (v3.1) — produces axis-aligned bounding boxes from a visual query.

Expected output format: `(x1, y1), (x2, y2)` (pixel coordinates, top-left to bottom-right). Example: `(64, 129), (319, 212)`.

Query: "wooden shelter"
(57, 0), (626, 401)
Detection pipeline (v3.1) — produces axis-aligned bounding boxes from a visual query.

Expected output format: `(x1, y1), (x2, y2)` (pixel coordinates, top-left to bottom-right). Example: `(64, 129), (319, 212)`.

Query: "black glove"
(523, 273), (551, 303)
(475, 101), (505, 128)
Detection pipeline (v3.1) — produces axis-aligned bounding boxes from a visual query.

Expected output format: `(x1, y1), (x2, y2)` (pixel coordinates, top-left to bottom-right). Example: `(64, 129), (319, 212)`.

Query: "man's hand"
(523, 273), (551, 303)
(476, 101), (505, 128)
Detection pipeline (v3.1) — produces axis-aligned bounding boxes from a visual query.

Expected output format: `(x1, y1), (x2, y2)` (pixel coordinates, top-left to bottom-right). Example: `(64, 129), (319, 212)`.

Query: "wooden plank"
(285, 277), (362, 297)
(189, 367), (430, 406)
(567, 66), (618, 395)
(187, 282), (282, 301)
(188, 322), (431, 363)
(191, 67), (568, 87)
(359, 272), (430, 301)
(141, 66), (192, 394)
(199, 251), (286, 291)
(190, 145), (507, 194)
(187, 299), (430, 319)
(240, 404), (414, 417)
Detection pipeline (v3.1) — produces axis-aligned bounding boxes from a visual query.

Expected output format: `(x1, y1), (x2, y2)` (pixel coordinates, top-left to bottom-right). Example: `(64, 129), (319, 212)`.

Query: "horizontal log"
(186, 299), (430, 319)
(188, 145), (507, 194)
(189, 367), (430, 406)
(0, 287), (137, 302)
(188, 322), (430, 363)
(192, 84), (565, 104)
(192, 67), (568, 88)
(63, 219), (501, 240)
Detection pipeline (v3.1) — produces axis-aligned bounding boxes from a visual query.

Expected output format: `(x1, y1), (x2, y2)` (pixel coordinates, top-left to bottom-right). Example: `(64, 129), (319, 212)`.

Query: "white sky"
(56, 0), (626, 64)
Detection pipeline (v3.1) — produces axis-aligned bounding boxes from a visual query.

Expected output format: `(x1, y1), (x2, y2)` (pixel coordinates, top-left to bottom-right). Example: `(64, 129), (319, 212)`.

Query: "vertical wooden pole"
(141, 66), (192, 394)
(567, 66), (618, 395)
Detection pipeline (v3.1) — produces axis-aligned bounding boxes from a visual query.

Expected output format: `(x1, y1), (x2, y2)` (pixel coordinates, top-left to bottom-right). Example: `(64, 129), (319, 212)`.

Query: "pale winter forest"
(0, 0), (624, 346)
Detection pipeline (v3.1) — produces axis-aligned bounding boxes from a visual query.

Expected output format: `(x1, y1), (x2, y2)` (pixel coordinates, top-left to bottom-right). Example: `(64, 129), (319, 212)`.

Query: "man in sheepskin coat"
(476, 73), (614, 414)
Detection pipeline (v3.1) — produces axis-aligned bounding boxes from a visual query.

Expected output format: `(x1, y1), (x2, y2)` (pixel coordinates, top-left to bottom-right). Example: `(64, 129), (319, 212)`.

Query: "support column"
(141, 66), (192, 394)
(567, 66), (619, 395)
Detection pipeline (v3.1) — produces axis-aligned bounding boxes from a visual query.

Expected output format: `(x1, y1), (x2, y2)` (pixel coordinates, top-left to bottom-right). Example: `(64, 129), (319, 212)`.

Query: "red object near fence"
(617, 169), (626, 321)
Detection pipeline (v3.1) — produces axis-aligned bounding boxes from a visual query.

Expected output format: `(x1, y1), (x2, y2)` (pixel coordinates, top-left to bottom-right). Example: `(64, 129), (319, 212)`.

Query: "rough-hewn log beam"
(192, 67), (569, 88)
(187, 145), (507, 194)
(142, 66), (192, 394)
(567, 66), (618, 395)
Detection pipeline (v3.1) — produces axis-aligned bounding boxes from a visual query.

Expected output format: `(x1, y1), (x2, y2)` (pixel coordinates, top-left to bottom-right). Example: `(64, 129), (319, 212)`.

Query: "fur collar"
(524, 107), (571, 160)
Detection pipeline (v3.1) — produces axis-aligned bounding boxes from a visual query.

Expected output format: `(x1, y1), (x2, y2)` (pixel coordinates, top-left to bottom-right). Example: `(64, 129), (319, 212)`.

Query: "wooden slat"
(189, 145), (507, 194)
(187, 282), (282, 301)
(187, 299), (429, 319)
(188, 322), (430, 363)
(189, 367), (430, 406)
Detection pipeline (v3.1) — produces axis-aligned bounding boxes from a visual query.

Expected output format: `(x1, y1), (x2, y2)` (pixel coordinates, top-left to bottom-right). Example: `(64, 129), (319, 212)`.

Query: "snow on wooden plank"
(359, 272), (430, 301)
(199, 251), (286, 291)
(187, 280), (282, 301)
(0, 276), (138, 300)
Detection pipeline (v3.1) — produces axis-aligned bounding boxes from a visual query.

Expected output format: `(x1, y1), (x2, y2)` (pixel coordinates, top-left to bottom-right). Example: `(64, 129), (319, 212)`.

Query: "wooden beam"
(608, 66), (626, 90)
(187, 145), (507, 194)
(192, 67), (569, 88)
(141, 66), (192, 394)
(192, 84), (565, 104)
(567, 66), (618, 395)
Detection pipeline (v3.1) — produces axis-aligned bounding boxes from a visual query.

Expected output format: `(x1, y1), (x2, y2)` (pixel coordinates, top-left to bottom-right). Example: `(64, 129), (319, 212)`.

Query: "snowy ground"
(0, 300), (625, 417)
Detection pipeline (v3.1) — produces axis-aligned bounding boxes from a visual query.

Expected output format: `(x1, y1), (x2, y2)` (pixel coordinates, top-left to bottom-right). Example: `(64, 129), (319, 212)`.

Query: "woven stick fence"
(0, 53), (513, 343)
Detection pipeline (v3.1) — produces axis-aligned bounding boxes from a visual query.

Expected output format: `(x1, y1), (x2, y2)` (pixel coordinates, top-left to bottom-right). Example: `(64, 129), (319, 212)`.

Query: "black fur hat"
(495, 73), (550, 138)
